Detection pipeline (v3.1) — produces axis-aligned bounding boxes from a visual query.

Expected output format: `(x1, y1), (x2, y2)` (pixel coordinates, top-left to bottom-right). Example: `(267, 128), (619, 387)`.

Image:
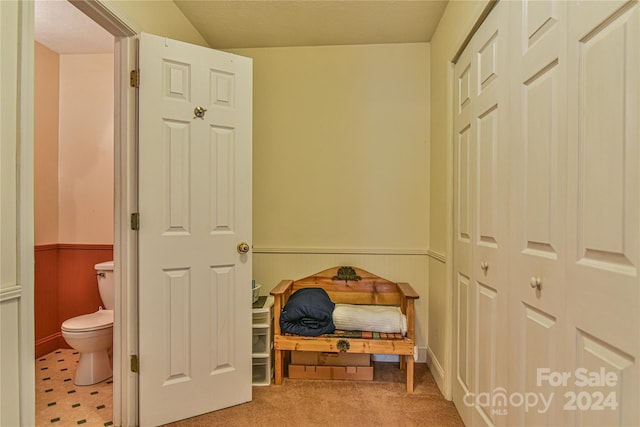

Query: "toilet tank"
(95, 261), (115, 310)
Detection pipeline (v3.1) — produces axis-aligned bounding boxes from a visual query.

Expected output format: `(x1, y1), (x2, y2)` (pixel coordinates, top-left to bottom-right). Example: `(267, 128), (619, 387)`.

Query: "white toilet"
(61, 260), (114, 386)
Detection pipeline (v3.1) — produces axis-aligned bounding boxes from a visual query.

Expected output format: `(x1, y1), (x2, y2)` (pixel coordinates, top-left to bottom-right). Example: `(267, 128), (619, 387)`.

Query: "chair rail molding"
(427, 249), (446, 263)
(0, 286), (22, 303)
(252, 246), (430, 256)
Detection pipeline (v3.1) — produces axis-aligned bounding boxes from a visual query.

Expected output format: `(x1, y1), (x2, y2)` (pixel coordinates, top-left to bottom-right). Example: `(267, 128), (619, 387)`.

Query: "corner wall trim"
(0, 285), (22, 303)
(427, 250), (447, 263)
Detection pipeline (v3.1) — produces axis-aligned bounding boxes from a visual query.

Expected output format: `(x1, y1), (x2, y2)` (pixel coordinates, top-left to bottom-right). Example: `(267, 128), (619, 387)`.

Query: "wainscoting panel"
(1, 290), (22, 424)
(34, 245), (60, 357)
(34, 244), (113, 358)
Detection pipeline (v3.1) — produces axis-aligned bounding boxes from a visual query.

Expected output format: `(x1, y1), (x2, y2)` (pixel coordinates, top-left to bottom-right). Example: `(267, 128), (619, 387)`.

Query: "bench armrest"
(396, 282), (418, 341)
(397, 282), (419, 300)
(270, 280), (293, 335)
(270, 279), (293, 296)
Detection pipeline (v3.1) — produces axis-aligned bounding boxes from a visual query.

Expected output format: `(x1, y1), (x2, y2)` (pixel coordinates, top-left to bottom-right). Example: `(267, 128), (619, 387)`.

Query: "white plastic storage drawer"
(252, 295), (274, 325)
(252, 325), (270, 354)
(252, 310), (270, 325)
(252, 355), (271, 386)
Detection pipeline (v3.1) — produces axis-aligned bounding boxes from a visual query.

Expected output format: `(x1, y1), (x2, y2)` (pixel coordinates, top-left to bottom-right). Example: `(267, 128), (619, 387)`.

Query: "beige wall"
(58, 54), (114, 244)
(34, 48), (114, 245)
(230, 43), (430, 250)
(34, 42), (60, 245)
(428, 0), (491, 396)
(228, 43), (431, 350)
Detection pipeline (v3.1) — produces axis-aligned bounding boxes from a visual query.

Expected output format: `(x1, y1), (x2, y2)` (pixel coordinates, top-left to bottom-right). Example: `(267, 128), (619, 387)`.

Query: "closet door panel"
(522, 63), (561, 257)
(470, 3), (509, 426)
(567, 1), (639, 425)
(457, 127), (471, 244)
(508, 1), (568, 425)
(525, 0), (558, 48)
(575, 5), (638, 278)
(521, 305), (558, 426)
(452, 44), (476, 427)
(475, 282), (499, 424)
(510, 0), (567, 299)
(475, 105), (500, 250)
(574, 330), (635, 427)
(473, 24), (502, 258)
(472, 9), (508, 276)
(456, 273), (472, 392)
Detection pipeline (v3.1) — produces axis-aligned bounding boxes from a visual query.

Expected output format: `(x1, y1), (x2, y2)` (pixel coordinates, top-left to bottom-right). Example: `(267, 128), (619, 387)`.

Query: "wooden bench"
(270, 266), (420, 392)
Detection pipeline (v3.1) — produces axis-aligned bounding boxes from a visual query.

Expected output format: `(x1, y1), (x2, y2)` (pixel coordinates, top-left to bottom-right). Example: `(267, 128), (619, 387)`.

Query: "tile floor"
(36, 349), (113, 426)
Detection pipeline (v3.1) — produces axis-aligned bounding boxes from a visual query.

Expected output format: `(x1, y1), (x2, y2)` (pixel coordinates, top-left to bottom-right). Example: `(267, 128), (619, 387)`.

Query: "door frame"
(64, 2), (139, 425)
(22, 1), (140, 425)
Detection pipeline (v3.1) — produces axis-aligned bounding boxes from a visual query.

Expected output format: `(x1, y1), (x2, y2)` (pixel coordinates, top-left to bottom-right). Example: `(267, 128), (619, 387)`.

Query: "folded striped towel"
(332, 304), (407, 336)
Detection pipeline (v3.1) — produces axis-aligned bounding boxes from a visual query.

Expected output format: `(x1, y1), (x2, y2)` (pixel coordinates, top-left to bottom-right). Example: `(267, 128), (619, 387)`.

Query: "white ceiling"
(34, 0), (448, 54)
(35, 0), (114, 54)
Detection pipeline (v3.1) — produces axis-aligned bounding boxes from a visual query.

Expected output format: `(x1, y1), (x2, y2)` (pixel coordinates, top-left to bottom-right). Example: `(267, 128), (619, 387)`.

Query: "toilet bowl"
(62, 310), (113, 385)
(61, 261), (114, 386)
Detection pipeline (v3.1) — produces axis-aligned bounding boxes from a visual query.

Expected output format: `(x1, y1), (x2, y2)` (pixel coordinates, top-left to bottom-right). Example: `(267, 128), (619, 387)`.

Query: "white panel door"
(452, 3), (509, 425)
(138, 33), (253, 426)
(453, 36), (475, 427)
(566, 1), (639, 425)
(470, 4), (509, 426)
(508, 1), (568, 425)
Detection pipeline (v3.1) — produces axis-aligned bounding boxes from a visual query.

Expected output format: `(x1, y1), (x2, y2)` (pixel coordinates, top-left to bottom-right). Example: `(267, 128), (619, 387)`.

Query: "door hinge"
(130, 212), (140, 230)
(130, 355), (139, 373)
(130, 69), (140, 88)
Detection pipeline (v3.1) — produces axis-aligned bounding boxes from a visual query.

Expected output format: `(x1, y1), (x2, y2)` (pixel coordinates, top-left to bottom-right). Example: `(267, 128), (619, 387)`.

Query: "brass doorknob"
(237, 242), (250, 254)
(194, 106), (207, 119)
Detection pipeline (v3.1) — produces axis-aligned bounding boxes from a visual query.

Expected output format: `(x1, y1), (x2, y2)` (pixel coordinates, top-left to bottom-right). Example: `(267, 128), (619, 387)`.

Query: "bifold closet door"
(566, 1), (640, 425)
(452, 2), (509, 426)
(507, 1), (569, 425)
(454, 1), (639, 426)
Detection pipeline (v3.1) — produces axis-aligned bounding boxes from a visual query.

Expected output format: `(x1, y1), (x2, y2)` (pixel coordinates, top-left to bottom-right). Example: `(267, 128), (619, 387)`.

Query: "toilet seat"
(62, 310), (113, 333)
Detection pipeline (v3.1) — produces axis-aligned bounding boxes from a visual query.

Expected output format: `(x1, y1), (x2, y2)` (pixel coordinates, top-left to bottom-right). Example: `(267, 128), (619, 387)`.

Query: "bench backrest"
(290, 266), (402, 306)
(271, 266), (418, 338)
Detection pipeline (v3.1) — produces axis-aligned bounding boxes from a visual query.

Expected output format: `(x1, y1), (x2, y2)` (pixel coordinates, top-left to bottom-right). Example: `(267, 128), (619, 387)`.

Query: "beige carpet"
(168, 362), (464, 427)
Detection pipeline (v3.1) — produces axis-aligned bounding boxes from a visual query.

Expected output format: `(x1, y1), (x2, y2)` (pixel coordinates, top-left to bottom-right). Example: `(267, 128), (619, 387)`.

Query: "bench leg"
(275, 349), (284, 385)
(406, 355), (414, 393)
(400, 353), (407, 371)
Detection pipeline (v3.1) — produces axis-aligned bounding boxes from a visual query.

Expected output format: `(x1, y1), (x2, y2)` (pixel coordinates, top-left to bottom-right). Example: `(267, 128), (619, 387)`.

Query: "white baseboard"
(426, 346), (450, 400)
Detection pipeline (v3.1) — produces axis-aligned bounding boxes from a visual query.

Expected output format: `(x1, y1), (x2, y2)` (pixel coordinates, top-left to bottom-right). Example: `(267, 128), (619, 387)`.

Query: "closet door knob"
(530, 276), (542, 290)
(480, 261), (489, 272)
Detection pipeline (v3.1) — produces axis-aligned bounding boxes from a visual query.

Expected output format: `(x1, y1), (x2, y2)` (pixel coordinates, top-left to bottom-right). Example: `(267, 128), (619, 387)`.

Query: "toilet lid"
(62, 310), (113, 332)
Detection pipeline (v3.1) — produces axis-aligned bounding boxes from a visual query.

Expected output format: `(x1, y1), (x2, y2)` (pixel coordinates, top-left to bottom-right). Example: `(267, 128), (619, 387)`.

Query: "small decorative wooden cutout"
(337, 339), (351, 352)
(332, 266), (361, 282)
